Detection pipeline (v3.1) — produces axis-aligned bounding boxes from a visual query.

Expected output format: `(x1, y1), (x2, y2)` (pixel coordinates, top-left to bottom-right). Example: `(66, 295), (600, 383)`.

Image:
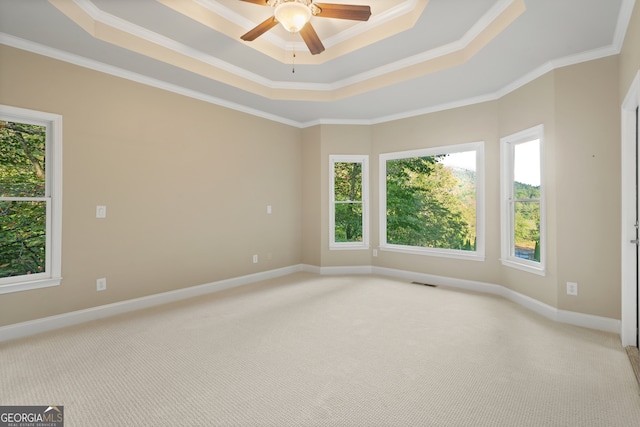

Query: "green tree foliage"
(513, 181), (541, 261)
(0, 121), (47, 278)
(386, 155), (476, 251)
(334, 162), (363, 242)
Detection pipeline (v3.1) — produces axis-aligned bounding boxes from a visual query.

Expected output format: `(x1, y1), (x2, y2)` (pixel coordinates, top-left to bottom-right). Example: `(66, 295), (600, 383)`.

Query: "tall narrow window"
(379, 142), (484, 260)
(500, 125), (545, 275)
(0, 105), (62, 294)
(329, 155), (369, 249)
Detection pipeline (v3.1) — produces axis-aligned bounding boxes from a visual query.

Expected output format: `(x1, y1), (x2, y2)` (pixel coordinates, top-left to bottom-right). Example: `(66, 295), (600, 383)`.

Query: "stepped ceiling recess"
(0, 0), (635, 126)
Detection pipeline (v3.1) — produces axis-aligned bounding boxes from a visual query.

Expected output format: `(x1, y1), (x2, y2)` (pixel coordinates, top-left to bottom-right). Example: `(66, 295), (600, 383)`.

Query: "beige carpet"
(627, 346), (640, 385)
(1, 273), (640, 426)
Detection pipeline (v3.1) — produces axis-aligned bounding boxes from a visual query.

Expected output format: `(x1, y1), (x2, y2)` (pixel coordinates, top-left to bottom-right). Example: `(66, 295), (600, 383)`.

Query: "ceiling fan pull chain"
(291, 32), (297, 74)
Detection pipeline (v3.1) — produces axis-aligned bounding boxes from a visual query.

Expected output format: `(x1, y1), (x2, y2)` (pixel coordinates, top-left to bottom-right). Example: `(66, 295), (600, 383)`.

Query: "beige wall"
(2, 0), (639, 327)
(301, 124), (373, 267)
(497, 72), (557, 307)
(306, 57), (623, 319)
(319, 125), (373, 267)
(371, 102), (502, 284)
(301, 126), (322, 266)
(0, 46), (303, 326)
(620, 0), (640, 99)
(554, 56), (621, 318)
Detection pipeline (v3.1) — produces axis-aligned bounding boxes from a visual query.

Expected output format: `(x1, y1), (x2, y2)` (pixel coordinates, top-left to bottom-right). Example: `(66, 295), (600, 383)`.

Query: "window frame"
(500, 124), (545, 275)
(329, 154), (369, 250)
(0, 105), (63, 294)
(379, 141), (485, 261)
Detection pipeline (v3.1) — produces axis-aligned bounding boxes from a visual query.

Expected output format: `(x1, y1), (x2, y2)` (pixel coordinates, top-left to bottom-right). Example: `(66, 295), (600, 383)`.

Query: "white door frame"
(621, 70), (640, 347)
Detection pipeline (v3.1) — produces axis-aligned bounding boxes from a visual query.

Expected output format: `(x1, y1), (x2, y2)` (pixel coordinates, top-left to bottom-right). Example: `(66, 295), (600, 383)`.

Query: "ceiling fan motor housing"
(241, 0), (370, 55)
(273, 0), (313, 32)
(267, 0), (313, 7)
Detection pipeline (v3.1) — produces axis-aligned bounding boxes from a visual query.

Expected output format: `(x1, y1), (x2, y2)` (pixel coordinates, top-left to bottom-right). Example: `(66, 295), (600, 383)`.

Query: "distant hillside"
(515, 181), (540, 198)
(450, 167), (539, 198)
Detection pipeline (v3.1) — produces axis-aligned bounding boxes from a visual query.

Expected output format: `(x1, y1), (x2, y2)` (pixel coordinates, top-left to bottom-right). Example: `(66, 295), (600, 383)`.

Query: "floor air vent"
(411, 281), (438, 288)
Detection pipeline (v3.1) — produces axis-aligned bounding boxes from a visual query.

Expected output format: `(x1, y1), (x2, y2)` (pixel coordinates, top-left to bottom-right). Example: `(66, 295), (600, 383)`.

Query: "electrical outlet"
(253, 254), (258, 264)
(96, 205), (107, 218)
(96, 278), (107, 291)
(566, 281), (578, 296)
(373, 249), (378, 257)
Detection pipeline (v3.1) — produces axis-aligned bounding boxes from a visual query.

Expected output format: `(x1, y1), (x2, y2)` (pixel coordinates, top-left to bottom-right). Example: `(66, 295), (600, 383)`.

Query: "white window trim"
(0, 105), (63, 294)
(379, 142), (485, 261)
(329, 154), (369, 250)
(500, 124), (546, 276)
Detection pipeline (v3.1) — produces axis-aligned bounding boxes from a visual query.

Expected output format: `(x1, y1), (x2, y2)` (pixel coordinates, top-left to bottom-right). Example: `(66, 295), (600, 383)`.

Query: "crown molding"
(5, 0), (635, 126)
(613, 0), (637, 51)
(48, 0), (523, 103)
(0, 33), (301, 127)
(189, 0), (424, 58)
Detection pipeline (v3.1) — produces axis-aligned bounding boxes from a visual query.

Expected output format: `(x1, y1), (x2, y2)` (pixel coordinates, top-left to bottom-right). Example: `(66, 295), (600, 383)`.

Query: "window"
(379, 142), (484, 260)
(0, 105), (62, 294)
(500, 125), (545, 275)
(329, 155), (369, 249)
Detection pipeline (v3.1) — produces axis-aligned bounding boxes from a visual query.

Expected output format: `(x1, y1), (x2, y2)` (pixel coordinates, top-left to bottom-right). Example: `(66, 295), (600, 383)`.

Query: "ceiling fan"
(239, 0), (372, 55)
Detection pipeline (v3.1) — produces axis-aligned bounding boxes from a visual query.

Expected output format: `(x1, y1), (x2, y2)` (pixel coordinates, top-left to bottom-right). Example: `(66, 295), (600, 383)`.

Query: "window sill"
(330, 244), (370, 251)
(0, 277), (62, 295)
(501, 258), (546, 276)
(380, 244), (485, 261)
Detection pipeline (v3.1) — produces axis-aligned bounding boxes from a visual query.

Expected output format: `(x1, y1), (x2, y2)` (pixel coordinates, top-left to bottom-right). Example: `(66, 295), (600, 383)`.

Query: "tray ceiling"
(0, 0), (634, 126)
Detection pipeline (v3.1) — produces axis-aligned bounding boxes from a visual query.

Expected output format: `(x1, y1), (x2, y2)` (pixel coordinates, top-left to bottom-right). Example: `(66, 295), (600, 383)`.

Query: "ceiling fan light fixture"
(274, 0), (312, 33)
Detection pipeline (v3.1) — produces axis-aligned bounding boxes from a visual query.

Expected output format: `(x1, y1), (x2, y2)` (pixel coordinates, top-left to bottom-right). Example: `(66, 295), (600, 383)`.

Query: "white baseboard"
(0, 263), (621, 342)
(301, 264), (620, 333)
(310, 265), (374, 275)
(556, 310), (622, 334)
(0, 265), (303, 343)
(301, 264), (322, 274)
(372, 266), (503, 295)
(369, 266), (619, 334)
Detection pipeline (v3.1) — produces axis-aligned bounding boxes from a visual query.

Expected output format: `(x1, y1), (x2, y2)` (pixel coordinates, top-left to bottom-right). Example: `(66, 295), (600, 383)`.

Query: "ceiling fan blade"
(314, 3), (372, 21)
(239, 0), (269, 5)
(241, 16), (278, 41)
(299, 22), (325, 55)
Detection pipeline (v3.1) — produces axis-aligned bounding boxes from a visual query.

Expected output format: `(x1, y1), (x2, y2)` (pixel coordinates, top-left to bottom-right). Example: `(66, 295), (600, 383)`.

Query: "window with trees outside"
(329, 155), (369, 249)
(0, 105), (62, 294)
(379, 142), (484, 260)
(500, 125), (545, 275)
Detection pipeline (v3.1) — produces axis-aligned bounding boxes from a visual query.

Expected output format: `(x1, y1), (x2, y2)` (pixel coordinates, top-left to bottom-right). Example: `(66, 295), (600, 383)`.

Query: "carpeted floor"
(1, 273), (639, 426)
(627, 346), (640, 385)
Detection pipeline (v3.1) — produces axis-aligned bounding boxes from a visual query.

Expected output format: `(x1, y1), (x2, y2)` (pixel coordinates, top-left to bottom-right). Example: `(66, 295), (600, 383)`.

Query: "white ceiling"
(0, 0), (635, 127)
